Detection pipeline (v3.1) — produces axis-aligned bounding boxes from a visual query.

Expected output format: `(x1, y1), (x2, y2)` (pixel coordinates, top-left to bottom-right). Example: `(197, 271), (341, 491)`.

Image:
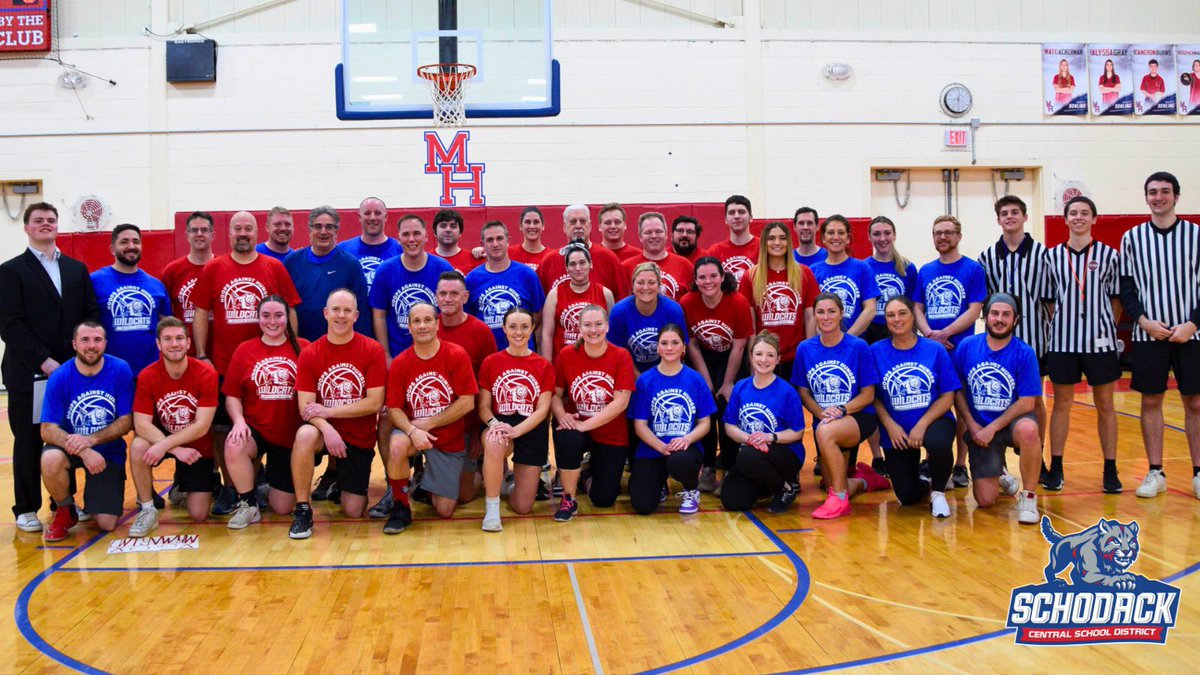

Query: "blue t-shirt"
(952, 334), (1041, 428)
(338, 237), (402, 294)
(255, 243), (291, 262)
(608, 295), (688, 371)
(866, 257), (919, 325)
(914, 257), (988, 347)
(368, 254), (455, 356)
(284, 247), (371, 341)
(724, 376), (807, 461)
(794, 248), (828, 267)
(791, 333), (878, 414)
(630, 365), (717, 459)
(90, 267), (172, 375)
(40, 356), (135, 463)
(810, 257), (881, 330)
(870, 337), (961, 449)
(465, 261), (546, 349)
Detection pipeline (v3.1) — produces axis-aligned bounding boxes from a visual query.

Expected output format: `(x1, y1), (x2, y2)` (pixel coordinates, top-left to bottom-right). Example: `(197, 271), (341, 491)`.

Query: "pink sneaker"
(855, 462), (891, 493)
(812, 490), (851, 519)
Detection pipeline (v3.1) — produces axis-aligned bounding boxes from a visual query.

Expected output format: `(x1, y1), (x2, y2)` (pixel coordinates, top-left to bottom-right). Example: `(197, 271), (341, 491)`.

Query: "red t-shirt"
(160, 256), (211, 357)
(707, 238), (760, 284)
(434, 248), (481, 274)
(437, 314), (498, 375)
(538, 243), (630, 299)
(738, 265), (819, 362)
(134, 357), (219, 458)
(678, 247), (709, 265)
(479, 350), (556, 418)
(222, 337), (311, 448)
(680, 291), (754, 354)
(621, 252), (695, 300)
(296, 333), (387, 449)
(554, 344), (637, 446)
(192, 254), (301, 374)
(607, 243), (643, 262)
(386, 341), (479, 453)
(552, 282), (609, 358)
(508, 244), (553, 272)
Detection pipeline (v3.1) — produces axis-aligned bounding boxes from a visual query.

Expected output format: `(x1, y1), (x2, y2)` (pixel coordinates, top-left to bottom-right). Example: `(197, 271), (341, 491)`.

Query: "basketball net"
(418, 63), (476, 128)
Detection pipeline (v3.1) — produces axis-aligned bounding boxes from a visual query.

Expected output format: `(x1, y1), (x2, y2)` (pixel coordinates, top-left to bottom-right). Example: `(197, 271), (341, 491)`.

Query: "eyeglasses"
(311, 223), (339, 231)
(933, 231), (960, 238)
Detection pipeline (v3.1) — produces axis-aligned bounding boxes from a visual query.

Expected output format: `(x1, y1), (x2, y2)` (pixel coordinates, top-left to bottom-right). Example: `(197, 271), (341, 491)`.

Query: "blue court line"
(776, 528), (814, 534)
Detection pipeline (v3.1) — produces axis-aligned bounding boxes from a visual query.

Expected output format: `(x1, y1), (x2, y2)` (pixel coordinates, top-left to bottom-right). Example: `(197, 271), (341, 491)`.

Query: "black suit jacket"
(0, 249), (98, 394)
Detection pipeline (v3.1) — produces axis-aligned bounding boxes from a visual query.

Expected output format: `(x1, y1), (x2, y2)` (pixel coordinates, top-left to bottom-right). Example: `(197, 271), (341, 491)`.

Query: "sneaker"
(1193, 473), (1200, 501)
(16, 512), (43, 532)
(998, 469), (1020, 497)
(659, 485), (669, 504)
(44, 506), (77, 542)
(930, 491), (950, 519)
(211, 485), (238, 516)
(128, 508), (159, 538)
(553, 496), (578, 522)
(411, 470), (431, 505)
(871, 457), (890, 479)
(383, 501), (412, 535)
(698, 467), (718, 493)
(535, 479), (551, 501)
(768, 481), (800, 514)
(552, 473), (564, 497)
(368, 486), (395, 519)
(289, 505), (314, 539)
(168, 483), (186, 507)
(1039, 463), (1050, 486)
(678, 489), (700, 515)
(951, 465), (970, 488)
(482, 504), (502, 532)
(152, 492), (166, 510)
(1017, 491), (1039, 524)
(1103, 470), (1123, 494)
(918, 459), (930, 482)
(77, 507), (93, 522)
(311, 472), (338, 501)
(812, 490), (851, 519)
(227, 501), (261, 530)
(1135, 469), (1167, 498)
(1042, 466), (1064, 491)
(855, 462), (891, 492)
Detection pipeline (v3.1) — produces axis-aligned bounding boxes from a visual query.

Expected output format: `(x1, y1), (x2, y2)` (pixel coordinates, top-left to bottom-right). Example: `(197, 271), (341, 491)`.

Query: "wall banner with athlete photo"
(1176, 45), (1200, 115)
(1043, 43), (1088, 115)
(1088, 44), (1132, 116)
(1131, 44), (1175, 115)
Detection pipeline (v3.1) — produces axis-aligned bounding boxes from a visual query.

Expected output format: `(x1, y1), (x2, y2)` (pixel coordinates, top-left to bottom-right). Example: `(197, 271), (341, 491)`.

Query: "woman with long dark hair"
(540, 243), (614, 360)
(737, 222), (819, 381)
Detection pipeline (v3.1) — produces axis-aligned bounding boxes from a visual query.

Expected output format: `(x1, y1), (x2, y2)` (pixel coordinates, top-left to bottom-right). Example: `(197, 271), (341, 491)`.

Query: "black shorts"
(490, 414), (550, 467)
(862, 323), (890, 345)
(1131, 340), (1200, 396)
(44, 447), (126, 516)
(213, 378), (232, 428)
(317, 442), (374, 497)
(967, 413), (1037, 479)
(1045, 350), (1121, 386)
(154, 454), (216, 493)
(250, 428), (296, 493)
(813, 410), (878, 448)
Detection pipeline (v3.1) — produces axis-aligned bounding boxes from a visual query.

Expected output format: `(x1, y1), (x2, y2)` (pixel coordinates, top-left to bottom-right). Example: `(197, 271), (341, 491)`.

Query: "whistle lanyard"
(1065, 244), (1091, 317)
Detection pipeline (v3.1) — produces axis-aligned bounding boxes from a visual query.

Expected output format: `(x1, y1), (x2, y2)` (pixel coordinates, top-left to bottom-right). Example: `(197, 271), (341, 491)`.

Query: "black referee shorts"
(1131, 340), (1200, 396)
(1045, 351), (1121, 387)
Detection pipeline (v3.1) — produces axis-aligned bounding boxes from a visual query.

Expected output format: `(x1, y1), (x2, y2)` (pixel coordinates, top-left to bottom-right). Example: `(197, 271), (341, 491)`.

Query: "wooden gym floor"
(1, 381), (1198, 674)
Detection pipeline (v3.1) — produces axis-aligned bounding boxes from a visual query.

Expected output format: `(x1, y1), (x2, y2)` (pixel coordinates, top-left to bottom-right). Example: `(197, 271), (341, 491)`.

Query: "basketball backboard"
(335, 0), (559, 121)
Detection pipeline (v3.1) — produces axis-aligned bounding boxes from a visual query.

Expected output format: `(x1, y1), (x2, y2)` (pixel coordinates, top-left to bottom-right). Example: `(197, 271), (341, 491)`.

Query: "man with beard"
(670, 215), (706, 264)
(952, 293), (1043, 525)
(707, 195), (759, 283)
(621, 212), (694, 300)
(509, 206), (553, 271)
(39, 321), (134, 541)
(90, 224), (173, 375)
(432, 209), (482, 274)
(598, 203), (641, 262)
(256, 207), (295, 262)
(285, 206), (371, 341)
(161, 212), (215, 358)
(128, 318), (220, 536)
(792, 207), (827, 267)
(338, 197), (401, 295)
(536, 204), (629, 297)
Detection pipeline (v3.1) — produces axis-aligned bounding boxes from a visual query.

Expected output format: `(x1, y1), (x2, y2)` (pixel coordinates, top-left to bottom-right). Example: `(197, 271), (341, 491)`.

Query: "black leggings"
(553, 429), (625, 508)
(702, 397), (738, 470)
(628, 445), (704, 515)
(719, 444), (804, 511)
(883, 416), (956, 506)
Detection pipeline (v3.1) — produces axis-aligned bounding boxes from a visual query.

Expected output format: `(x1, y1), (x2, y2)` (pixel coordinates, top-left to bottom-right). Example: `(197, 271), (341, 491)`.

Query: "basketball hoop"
(417, 63), (476, 127)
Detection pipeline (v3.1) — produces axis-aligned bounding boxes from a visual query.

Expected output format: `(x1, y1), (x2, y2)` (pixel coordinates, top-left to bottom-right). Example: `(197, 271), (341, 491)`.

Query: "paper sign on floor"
(107, 534), (199, 554)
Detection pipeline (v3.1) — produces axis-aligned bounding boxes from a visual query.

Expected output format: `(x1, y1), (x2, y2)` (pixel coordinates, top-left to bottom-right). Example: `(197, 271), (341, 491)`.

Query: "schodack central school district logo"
(1006, 516), (1181, 645)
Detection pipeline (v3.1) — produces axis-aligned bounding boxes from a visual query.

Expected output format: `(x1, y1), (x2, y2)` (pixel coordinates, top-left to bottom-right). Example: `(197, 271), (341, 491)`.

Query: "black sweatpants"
(883, 416), (956, 506)
(553, 428), (625, 508)
(719, 443), (804, 511)
(628, 445), (704, 515)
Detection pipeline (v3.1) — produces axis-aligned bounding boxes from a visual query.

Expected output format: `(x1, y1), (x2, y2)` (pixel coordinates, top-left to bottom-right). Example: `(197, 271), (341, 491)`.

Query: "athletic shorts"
(152, 454), (216, 493)
(316, 442), (374, 497)
(813, 411), (878, 449)
(862, 323), (890, 345)
(213, 378), (232, 428)
(250, 428), (297, 493)
(1130, 340), (1200, 396)
(1045, 350), (1121, 387)
(966, 413), (1038, 479)
(421, 447), (468, 500)
(43, 446), (126, 517)
(491, 414), (550, 467)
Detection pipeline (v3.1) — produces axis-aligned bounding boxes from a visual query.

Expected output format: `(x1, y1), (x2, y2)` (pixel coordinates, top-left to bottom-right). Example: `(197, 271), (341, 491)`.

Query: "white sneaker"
(679, 489), (700, 515)
(227, 501), (261, 530)
(482, 504), (502, 532)
(16, 512), (42, 533)
(998, 469), (1020, 497)
(1135, 469), (1167, 498)
(930, 491), (950, 518)
(129, 508), (159, 538)
(1193, 473), (1200, 501)
(1016, 491), (1039, 524)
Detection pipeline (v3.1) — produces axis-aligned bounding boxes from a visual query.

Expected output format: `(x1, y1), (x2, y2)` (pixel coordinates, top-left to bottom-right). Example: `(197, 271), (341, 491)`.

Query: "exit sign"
(944, 128), (971, 148)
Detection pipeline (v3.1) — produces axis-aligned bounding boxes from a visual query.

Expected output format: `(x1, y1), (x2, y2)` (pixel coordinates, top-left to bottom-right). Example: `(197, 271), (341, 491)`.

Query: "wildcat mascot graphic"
(1006, 516), (1181, 645)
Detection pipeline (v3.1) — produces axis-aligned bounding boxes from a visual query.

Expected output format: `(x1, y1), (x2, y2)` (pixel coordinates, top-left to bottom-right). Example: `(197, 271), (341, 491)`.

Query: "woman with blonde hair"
(737, 222), (819, 380)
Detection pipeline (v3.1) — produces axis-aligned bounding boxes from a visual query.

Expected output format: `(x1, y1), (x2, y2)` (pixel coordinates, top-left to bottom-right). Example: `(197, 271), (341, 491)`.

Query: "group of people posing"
(3, 170), (1198, 543)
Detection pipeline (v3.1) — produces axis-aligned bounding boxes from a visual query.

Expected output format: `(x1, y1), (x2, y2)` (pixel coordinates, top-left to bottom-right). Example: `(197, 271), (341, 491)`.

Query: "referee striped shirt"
(978, 234), (1053, 357)
(1119, 218), (1200, 342)
(1046, 241), (1119, 354)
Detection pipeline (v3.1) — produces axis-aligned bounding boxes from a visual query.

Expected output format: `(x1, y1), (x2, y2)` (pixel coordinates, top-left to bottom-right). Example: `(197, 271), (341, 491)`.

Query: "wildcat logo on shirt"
(317, 364), (366, 407)
(925, 276), (966, 320)
(882, 363), (934, 410)
(967, 362), (1015, 412)
(220, 278), (269, 324)
(1006, 517), (1180, 646)
(108, 286), (155, 331)
(808, 360), (855, 408)
(560, 302), (589, 344)
(177, 277), (198, 323)
(569, 371), (615, 416)
(820, 275), (860, 312)
(724, 257), (754, 282)
(479, 285), (521, 329)
(658, 272), (682, 298)
(250, 357), (298, 400)
(67, 390), (118, 434)
(651, 388), (696, 438)
(358, 256), (383, 289)
(492, 369), (542, 416)
(875, 274), (905, 316)
(628, 327), (660, 364)
(156, 390), (199, 432)
(738, 403), (778, 434)
(390, 284), (436, 329)
(760, 283), (799, 325)
(693, 320), (733, 352)
(406, 372), (455, 419)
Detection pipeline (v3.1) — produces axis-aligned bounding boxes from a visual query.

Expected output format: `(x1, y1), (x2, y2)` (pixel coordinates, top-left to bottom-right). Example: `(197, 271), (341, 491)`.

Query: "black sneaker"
(311, 473), (337, 501)
(289, 505), (313, 540)
(152, 492), (166, 510)
(951, 465), (970, 488)
(553, 496), (578, 522)
(1043, 466), (1065, 491)
(1103, 471), (1123, 494)
(1039, 463), (1050, 486)
(871, 457), (890, 479)
(211, 485), (238, 516)
(411, 470), (431, 504)
(382, 501), (412, 535)
(536, 479), (551, 501)
(918, 459), (930, 482)
(768, 481), (800, 514)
